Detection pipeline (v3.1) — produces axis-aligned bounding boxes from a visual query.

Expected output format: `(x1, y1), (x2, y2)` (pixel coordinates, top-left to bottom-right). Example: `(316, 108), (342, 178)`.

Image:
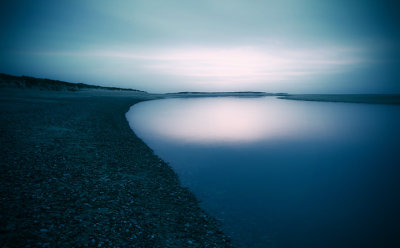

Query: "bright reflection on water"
(127, 98), (349, 143)
(126, 97), (400, 248)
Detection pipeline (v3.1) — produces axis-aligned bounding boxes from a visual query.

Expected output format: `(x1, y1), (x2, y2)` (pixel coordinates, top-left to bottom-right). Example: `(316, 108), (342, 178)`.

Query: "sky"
(0, 0), (399, 93)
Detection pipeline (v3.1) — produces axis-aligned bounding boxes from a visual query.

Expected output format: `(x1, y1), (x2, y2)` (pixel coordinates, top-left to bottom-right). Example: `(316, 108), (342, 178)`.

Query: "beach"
(0, 87), (232, 247)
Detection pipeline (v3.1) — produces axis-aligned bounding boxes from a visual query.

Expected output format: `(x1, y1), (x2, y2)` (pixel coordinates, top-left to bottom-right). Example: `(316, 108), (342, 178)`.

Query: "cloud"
(25, 43), (367, 92)
(1, 0), (397, 93)
(140, 46), (363, 80)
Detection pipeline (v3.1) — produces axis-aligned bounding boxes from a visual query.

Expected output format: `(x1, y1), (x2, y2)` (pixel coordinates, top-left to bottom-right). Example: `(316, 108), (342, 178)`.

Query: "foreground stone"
(0, 89), (232, 247)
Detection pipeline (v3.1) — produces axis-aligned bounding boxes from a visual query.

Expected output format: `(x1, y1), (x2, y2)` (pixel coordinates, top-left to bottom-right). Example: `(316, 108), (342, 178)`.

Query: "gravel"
(0, 88), (232, 247)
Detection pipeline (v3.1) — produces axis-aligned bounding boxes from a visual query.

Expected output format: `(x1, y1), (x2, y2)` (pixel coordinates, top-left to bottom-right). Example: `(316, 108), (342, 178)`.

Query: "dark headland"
(0, 74), (233, 247)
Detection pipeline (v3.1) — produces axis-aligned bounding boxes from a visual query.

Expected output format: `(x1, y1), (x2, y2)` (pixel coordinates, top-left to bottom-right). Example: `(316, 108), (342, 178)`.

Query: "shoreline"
(279, 94), (400, 105)
(0, 88), (232, 247)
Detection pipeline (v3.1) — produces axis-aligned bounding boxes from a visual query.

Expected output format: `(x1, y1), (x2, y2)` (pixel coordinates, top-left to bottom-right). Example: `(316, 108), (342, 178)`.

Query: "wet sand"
(0, 88), (232, 247)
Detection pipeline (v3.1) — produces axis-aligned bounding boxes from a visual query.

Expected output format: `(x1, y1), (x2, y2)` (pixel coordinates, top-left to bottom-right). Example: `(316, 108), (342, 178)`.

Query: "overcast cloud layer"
(1, 0), (399, 93)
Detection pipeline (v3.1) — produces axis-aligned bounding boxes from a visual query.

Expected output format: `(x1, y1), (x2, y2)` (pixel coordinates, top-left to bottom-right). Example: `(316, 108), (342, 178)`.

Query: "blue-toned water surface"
(126, 97), (400, 248)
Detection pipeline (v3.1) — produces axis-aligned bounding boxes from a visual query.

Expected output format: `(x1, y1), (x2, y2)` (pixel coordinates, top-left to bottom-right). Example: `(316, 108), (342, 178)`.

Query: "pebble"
(0, 91), (233, 248)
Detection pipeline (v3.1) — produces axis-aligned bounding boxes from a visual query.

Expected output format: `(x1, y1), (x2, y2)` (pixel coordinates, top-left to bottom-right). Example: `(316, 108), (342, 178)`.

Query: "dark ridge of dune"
(0, 73), (145, 93)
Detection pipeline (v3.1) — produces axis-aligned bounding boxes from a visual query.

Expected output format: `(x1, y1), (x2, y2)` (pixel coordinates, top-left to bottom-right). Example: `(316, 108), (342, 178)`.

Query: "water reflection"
(126, 97), (400, 248)
(127, 97), (351, 144)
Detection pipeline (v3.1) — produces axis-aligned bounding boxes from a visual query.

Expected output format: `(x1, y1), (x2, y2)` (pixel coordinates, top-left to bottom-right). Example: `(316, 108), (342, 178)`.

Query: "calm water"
(126, 97), (400, 248)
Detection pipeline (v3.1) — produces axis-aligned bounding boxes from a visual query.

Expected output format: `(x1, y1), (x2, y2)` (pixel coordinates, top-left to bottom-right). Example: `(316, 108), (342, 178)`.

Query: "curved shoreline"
(0, 89), (232, 247)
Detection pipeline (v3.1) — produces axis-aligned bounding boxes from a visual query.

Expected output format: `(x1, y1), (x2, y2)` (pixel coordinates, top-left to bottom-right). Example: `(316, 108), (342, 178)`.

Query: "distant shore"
(279, 94), (400, 105)
(0, 87), (232, 247)
(2, 73), (400, 105)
